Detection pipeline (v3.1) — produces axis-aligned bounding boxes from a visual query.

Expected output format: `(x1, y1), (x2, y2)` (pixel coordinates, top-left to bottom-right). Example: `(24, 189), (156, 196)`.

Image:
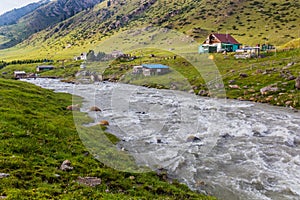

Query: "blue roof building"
(142, 64), (170, 69)
(135, 64), (170, 76)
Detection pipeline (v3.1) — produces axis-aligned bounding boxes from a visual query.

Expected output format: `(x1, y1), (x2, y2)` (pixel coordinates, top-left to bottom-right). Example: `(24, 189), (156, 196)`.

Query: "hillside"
(0, 0), (50, 26)
(0, 0), (299, 60)
(0, 78), (215, 199)
(0, 0), (103, 49)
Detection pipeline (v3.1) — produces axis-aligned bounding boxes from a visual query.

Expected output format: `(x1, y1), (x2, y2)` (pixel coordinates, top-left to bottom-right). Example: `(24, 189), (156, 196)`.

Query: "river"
(22, 78), (300, 200)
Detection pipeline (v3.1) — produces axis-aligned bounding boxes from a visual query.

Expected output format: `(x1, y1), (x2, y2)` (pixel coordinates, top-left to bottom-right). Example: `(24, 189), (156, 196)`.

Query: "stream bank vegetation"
(98, 48), (300, 109)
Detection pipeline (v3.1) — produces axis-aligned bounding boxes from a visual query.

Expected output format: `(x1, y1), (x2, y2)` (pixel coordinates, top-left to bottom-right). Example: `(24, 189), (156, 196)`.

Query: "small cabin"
(199, 33), (242, 53)
(36, 65), (54, 72)
(142, 64), (170, 76)
(14, 71), (27, 79)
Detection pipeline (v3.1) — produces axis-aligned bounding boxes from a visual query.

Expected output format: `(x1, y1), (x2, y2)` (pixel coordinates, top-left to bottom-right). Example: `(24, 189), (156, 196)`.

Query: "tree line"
(0, 59), (54, 69)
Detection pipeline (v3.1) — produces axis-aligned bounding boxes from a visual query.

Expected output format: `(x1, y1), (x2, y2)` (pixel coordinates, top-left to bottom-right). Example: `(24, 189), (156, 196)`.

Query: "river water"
(22, 78), (300, 200)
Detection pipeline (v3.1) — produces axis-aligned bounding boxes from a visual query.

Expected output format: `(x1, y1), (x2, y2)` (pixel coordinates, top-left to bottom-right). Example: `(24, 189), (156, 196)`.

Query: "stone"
(89, 106), (101, 112)
(265, 96), (273, 102)
(99, 120), (109, 126)
(186, 135), (201, 142)
(228, 80), (236, 84)
(295, 76), (300, 90)
(221, 133), (233, 139)
(189, 89), (194, 94)
(248, 89), (256, 93)
(77, 177), (101, 187)
(294, 137), (300, 146)
(253, 131), (263, 137)
(237, 97), (244, 101)
(256, 69), (263, 74)
(198, 90), (208, 96)
(229, 85), (240, 89)
(286, 62), (295, 68)
(66, 104), (80, 111)
(285, 101), (293, 106)
(60, 160), (73, 171)
(0, 173), (9, 179)
(239, 73), (248, 78)
(288, 75), (296, 80)
(260, 85), (279, 95)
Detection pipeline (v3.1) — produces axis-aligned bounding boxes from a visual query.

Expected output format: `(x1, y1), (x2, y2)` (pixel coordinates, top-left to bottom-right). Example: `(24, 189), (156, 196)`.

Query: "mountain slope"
(27, 0), (300, 47)
(0, 0), (103, 49)
(0, 0), (50, 26)
(0, 0), (299, 60)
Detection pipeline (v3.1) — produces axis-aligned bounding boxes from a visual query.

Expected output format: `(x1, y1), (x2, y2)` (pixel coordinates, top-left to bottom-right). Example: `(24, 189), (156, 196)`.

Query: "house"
(36, 65), (54, 72)
(14, 71), (27, 79)
(199, 33), (242, 53)
(141, 64), (170, 76)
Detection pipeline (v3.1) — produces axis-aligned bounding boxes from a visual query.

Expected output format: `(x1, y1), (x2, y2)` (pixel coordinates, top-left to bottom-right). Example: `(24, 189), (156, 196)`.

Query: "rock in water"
(89, 106), (101, 112)
(66, 104), (80, 111)
(186, 135), (201, 142)
(60, 160), (73, 171)
(295, 76), (300, 90)
(99, 120), (109, 126)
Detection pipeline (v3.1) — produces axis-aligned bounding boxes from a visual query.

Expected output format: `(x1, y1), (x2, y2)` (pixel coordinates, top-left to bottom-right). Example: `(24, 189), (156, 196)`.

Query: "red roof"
(205, 33), (241, 45)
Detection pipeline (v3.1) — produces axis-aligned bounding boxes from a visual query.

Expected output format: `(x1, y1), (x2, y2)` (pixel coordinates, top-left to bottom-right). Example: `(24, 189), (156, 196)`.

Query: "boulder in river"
(198, 90), (208, 96)
(186, 135), (201, 142)
(89, 106), (101, 112)
(99, 120), (109, 126)
(66, 104), (80, 111)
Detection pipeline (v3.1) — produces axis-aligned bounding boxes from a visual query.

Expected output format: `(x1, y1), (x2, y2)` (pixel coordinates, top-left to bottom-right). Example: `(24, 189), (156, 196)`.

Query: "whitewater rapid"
(23, 78), (300, 200)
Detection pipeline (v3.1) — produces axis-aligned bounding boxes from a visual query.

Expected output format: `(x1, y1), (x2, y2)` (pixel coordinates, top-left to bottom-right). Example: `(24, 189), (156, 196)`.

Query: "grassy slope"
(0, 78), (215, 199)
(100, 48), (300, 109)
(0, 0), (299, 61)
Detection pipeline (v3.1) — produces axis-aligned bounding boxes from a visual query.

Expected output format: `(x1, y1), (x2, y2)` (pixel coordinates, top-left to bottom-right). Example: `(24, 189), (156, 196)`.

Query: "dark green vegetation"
(0, 78), (215, 199)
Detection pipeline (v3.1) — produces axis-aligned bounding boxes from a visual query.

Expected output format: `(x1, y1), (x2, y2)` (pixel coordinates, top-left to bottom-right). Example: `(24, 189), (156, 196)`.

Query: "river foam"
(22, 78), (300, 200)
